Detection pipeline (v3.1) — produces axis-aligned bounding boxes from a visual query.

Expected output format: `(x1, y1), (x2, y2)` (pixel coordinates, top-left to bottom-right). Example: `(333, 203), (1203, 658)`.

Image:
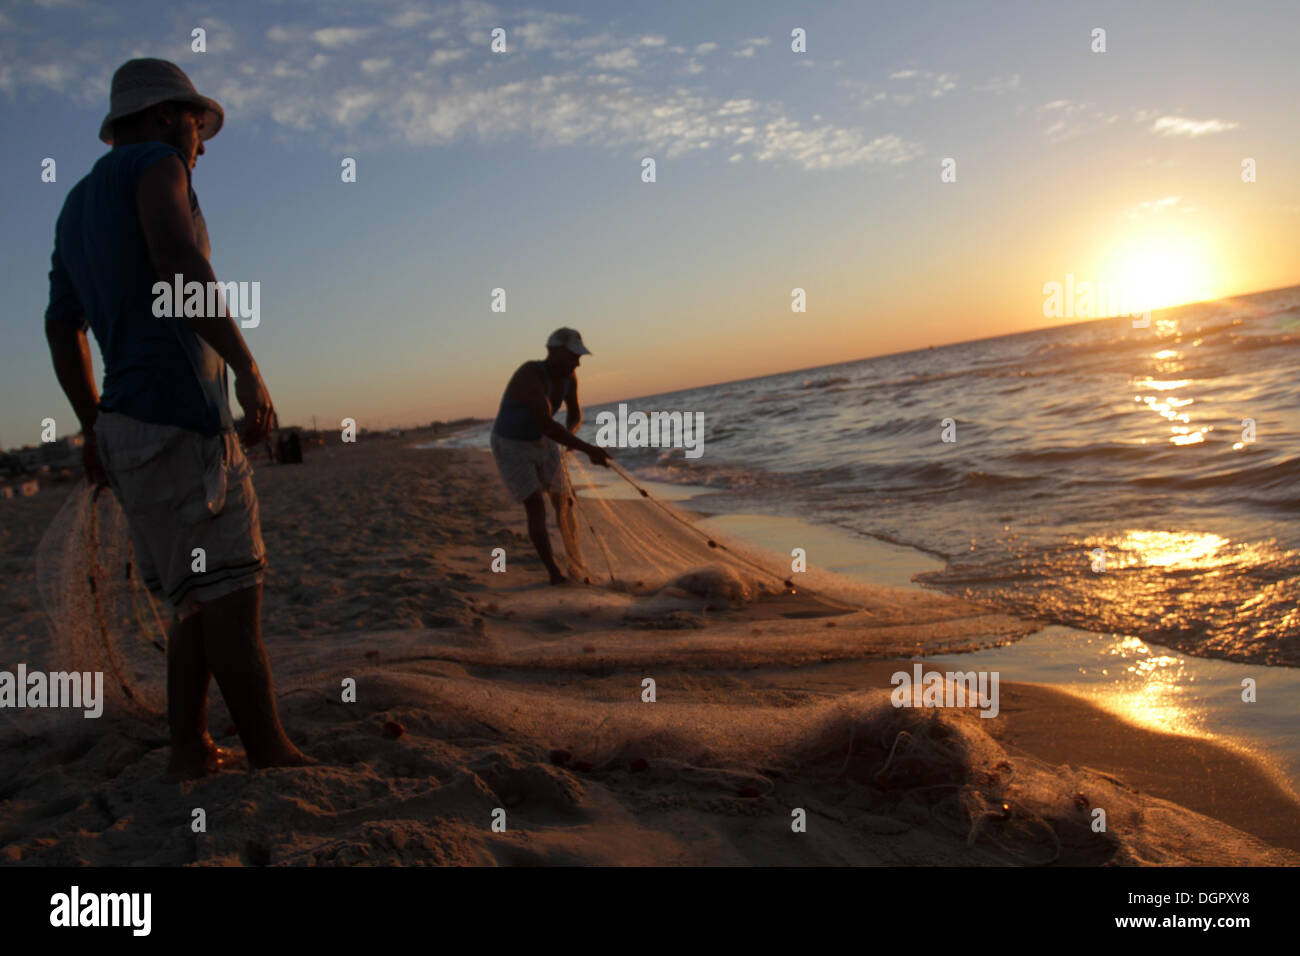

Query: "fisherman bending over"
(490, 329), (610, 584)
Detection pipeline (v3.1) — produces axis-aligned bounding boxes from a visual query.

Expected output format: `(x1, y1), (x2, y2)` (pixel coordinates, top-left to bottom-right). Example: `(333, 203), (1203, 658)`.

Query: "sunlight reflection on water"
(931, 626), (1300, 795)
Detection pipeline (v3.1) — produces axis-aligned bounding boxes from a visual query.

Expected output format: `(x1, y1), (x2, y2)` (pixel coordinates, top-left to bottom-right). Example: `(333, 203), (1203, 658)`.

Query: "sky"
(1, 0), (1297, 445)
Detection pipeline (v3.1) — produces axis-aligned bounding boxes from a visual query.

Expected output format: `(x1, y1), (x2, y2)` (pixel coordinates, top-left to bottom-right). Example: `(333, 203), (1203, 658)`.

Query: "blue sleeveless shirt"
(492, 360), (571, 440)
(45, 142), (232, 436)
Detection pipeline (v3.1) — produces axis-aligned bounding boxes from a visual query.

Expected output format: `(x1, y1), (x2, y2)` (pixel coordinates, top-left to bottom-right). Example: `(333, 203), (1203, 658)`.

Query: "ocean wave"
(800, 375), (852, 389)
(1127, 454), (1300, 493)
(1004, 443), (1156, 465)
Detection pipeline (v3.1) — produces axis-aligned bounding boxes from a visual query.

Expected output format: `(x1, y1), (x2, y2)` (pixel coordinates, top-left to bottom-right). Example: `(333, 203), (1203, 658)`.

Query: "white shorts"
(489, 431), (568, 503)
(94, 411), (265, 620)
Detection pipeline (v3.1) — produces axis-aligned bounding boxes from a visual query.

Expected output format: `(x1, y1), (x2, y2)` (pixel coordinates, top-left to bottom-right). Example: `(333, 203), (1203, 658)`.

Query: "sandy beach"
(1, 436), (1297, 866)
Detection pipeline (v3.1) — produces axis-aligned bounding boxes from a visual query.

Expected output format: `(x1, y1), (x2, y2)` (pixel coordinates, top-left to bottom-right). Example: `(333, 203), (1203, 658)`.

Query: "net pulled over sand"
(14, 449), (1296, 866)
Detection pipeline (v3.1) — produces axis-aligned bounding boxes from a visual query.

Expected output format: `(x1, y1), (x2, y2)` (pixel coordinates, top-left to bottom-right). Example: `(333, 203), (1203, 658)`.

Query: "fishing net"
(556, 453), (867, 611)
(20, 456), (1244, 866)
(263, 650), (1172, 866)
(29, 449), (1028, 711)
(34, 484), (167, 720)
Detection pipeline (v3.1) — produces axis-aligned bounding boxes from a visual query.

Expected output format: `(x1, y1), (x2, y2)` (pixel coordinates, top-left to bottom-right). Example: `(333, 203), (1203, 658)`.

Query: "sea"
(431, 286), (1300, 783)
(445, 285), (1300, 667)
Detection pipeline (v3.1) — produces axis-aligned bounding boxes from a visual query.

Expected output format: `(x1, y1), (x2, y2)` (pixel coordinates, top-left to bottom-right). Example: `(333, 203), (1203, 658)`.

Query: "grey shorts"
(489, 431), (568, 502)
(94, 411), (265, 620)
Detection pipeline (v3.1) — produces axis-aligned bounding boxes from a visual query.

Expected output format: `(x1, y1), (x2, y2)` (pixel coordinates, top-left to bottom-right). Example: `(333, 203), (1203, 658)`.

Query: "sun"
(1100, 227), (1221, 313)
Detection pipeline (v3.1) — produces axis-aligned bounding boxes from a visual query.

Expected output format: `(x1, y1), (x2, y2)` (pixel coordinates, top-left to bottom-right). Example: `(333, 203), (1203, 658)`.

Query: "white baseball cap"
(546, 327), (591, 356)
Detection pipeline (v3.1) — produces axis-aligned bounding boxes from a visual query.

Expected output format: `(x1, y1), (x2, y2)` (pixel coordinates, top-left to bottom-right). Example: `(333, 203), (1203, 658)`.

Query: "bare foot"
(166, 737), (241, 780)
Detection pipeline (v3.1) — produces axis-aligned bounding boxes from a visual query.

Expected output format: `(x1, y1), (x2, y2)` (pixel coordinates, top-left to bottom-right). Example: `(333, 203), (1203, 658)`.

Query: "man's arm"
(135, 154), (273, 445)
(505, 365), (609, 465)
(46, 318), (98, 431)
(563, 372), (582, 433)
(45, 231), (107, 484)
(44, 316), (107, 484)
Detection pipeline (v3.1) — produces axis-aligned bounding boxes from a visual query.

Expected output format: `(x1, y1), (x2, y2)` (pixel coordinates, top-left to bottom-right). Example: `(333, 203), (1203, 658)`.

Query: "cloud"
(30, 62), (74, 91)
(388, 8), (434, 29)
(166, 17), (237, 55)
(973, 73), (1020, 94)
(215, 77), (270, 113)
(754, 121), (921, 170)
(512, 13), (585, 51)
(716, 98), (756, 117)
(455, 0), (499, 26)
(429, 48), (469, 67)
(593, 48), (638, 70)
(928, 73), (956, 97)
(1034, 99), (1118, 142)
(270, 97), (313, 131)
(312, 27), (374, 49)
(375, 73), (921, 173)
(1126, 196), (1184, 219)
(846, 69), (958, 108)
(1128, 197), (1196, 221)
(0, 6), (922, 175)
(330, 87), (380, 126)
(888, 69), (956, 98)
(1150, 115), (1238, 137)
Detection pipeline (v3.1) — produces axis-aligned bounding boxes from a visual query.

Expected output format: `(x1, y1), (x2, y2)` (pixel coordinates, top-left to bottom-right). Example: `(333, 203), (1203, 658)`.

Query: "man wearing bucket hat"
(43, 58), (311, 777)
(490, 328), (611, 585)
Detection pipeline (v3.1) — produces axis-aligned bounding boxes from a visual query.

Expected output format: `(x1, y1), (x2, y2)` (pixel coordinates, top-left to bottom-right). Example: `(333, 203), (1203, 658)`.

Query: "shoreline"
(754, 659), (1300, 853)
(692, 508), (1300, 805)
(0, 438), (1295, 865)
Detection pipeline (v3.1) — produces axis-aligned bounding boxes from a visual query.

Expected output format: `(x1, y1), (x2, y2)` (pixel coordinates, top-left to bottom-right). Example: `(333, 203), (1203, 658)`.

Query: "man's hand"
(234, 369), (275, 446)
(587, 446), (611, 467)
(82, 431), (108, 487)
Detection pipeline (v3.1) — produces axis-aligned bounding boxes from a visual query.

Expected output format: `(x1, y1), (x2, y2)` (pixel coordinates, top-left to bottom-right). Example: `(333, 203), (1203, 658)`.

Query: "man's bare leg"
(165, 610), (231, 778)
(524, 490), (566, 584)
(198, 583), (313, 768)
